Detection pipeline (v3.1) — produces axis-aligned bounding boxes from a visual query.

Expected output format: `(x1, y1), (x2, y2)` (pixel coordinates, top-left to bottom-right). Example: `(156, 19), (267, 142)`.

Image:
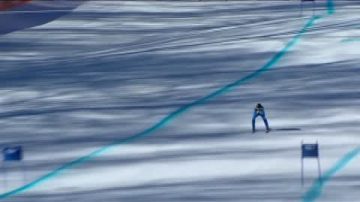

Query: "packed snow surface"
(0, 1), (359, 202)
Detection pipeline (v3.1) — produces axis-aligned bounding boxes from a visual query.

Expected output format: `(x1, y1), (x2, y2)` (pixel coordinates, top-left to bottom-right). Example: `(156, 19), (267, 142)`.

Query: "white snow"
(0, 1), (359, 202)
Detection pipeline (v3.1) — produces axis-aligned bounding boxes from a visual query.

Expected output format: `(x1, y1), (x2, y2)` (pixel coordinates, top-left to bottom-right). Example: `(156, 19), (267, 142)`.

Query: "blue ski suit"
(252, 104), (270, 132)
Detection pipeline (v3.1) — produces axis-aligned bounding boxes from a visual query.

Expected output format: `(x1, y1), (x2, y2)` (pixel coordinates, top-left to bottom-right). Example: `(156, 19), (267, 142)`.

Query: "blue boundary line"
(341, 38), (360, 43)
(327, 0), (335, 15)
(0, 15), (322, 201)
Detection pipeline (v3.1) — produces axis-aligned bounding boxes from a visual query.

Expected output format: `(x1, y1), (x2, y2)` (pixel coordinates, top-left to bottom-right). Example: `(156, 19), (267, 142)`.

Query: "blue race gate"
(301, 141), (322, 187)
(3, 146), (23, 161)
(2, 146), (26, 192)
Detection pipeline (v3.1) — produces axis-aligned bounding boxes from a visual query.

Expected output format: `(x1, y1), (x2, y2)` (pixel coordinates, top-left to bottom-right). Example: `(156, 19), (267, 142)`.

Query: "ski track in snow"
(0, 8), (321, 202)
(0, 1), (359, 202)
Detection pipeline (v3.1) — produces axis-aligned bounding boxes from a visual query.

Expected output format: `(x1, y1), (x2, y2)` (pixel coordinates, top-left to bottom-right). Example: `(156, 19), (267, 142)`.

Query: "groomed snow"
(0, 1), (359, 202)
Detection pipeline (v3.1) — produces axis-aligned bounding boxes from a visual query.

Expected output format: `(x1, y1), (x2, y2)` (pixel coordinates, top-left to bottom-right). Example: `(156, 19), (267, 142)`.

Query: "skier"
(252, 103), (270, 133)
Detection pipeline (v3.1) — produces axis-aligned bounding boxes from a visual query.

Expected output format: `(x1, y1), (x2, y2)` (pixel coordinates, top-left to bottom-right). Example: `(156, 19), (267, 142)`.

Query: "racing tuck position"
(252, 103), (270, 133)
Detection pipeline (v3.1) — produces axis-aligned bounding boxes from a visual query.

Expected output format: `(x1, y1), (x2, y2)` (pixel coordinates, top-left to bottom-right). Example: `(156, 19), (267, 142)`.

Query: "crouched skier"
(252, 103), (270, 133)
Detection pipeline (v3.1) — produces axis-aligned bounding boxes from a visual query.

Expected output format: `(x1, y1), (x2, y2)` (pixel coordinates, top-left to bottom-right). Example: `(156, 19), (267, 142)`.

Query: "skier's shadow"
(273, 128), (301, 131)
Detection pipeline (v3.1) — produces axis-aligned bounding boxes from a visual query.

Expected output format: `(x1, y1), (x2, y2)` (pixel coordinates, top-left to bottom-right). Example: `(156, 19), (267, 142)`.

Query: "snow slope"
(0, 0), (85, 35)
(0, 1), (359, 202)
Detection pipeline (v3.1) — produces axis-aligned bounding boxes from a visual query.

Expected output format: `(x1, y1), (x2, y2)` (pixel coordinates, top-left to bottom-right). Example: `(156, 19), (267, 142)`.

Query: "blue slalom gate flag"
(3, 146), (23, 161)
(302, 144), (319, 158)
